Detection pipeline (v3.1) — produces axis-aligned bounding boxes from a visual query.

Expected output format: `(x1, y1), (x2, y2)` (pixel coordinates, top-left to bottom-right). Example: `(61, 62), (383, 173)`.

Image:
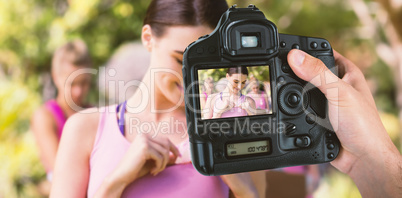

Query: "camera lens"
(241, 35), (259, 48)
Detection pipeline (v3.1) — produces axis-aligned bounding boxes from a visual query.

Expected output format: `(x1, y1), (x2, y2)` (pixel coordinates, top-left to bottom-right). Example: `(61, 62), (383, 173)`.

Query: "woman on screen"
(202, 67), (257, 119)
(246, 80), (271, 114)
(200, 77), (214, 110)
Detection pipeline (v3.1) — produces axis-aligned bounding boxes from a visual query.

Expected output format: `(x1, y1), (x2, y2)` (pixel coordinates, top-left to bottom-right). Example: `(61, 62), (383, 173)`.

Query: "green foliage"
(0, 133), (46, 198)
(0, 78), (44, 197)
(0, 1), (153, 196)
(0, 79), (41, 139)
(0, 0), (150, 80)
(366, 59), (397, 114)
(314, 168), (362, 197)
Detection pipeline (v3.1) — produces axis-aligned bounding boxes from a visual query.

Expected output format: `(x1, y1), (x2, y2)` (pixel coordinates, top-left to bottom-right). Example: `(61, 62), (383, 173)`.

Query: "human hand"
(220, 173), (258, 198)
(214, 95), (235, 115)
(108, 133), (181, 186)
(240, 100), (250, 111)
(287, 49), (401, 197)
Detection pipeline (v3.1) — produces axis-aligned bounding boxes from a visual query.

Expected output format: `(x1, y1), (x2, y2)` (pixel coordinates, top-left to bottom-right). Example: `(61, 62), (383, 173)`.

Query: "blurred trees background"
(0, 0), (400, 197)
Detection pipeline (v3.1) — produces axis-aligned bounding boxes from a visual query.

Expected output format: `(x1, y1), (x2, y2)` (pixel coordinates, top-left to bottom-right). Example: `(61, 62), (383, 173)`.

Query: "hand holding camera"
(287, 49), (402, 198)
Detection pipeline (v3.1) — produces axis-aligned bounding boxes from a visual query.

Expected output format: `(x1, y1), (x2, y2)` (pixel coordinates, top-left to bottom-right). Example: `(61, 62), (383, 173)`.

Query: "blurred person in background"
(50, 1), (266, 198)
(200, 77), (214, 110)
(31, 40), (93, 182)
(246, 79), (270, 114)
(98, 42), (150, 105)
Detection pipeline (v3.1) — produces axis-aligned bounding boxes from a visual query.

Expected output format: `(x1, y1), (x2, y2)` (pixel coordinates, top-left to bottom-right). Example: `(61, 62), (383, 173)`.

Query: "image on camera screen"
(198, 65), (272, 120)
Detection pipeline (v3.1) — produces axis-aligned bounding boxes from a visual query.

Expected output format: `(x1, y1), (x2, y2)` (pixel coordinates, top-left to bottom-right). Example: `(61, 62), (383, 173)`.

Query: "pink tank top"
(44, 100), (66, 139)
(217, 93), (248, 118)
(87, 105), (229, 198)
(247, 91), (267, 110)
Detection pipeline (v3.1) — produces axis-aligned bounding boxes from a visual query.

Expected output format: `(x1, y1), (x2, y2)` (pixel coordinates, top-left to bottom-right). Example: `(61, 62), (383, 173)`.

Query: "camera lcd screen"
(227, 140), (270, 157)
(198, 65), (272, 120)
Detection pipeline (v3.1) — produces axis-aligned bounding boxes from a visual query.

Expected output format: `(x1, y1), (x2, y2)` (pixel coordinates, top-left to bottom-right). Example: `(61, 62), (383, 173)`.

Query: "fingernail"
(292, 50), (306, 67)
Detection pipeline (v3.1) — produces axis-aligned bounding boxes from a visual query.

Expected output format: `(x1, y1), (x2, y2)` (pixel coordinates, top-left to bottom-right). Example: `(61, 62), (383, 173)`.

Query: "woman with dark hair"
(202, 67), (257, 119)
(50, 0), (264, 197)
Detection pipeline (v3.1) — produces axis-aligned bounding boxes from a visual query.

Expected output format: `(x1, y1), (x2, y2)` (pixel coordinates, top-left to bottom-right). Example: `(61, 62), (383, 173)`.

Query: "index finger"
(150, 137), (182, 158)
(169, 141), (181, 158)
(333, 50), (375, 106)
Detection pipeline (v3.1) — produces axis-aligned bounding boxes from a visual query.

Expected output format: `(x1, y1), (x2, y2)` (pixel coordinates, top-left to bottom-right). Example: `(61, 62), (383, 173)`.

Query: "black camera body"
(182, 5), (340, 175)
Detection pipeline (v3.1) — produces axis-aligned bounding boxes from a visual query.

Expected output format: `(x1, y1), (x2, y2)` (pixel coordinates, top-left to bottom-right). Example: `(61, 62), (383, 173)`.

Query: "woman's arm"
(249, 171), (266, 198)
(203, 94), (218, 119)
(262, 93), (269, 112)
(220, 172), (260, 198)
(202, 96), (212, 119)
(50, 110), (99, 198)
(31, 107), (59, 174)
(242, 97), (256, 115)
(93, 133), (180, 197)
(200, 94), (207, 111)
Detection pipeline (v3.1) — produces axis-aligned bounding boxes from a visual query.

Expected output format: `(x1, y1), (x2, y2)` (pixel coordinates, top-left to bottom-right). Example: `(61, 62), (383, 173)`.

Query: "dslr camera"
(182, 5), (340, 175)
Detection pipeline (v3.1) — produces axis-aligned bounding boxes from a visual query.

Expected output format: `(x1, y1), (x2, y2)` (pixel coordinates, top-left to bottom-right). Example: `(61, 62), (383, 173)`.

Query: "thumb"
(287, 49), (342, 97)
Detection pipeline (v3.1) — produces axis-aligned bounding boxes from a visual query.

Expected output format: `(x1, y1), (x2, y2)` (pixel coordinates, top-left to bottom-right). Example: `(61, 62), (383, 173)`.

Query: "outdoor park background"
(1, 0), (401, 197)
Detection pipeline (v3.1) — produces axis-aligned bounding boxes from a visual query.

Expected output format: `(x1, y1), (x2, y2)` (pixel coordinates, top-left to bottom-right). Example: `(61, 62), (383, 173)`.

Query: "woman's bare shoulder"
(66, 107), (100, 131)
(31, 105), (56, 126)
(245, 96), (255, 103)
(209, 93), (219, 97)
(62, 107), (102, 142)
(208, 93), (220, 100)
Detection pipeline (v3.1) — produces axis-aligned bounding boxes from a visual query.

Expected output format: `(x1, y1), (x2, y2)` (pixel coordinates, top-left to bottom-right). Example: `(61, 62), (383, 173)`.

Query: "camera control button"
(292, 44), (300, 49)
(306, 113), (316, 124)
(327, 152), (335, 159)
(284, 122), (296, 136)
(325, 132), (333, 138)
(278, 76), (285, 83)
(281, 65), (291, 73)
(321, 42), (328, 48)
(280, 41), (286, 48)
(295, 136), (310, 148)
(278, 84), (308, 115)
(327, 143), (335, 150)
(310, 42), (318, 49)
(287, 93), (300, 106)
